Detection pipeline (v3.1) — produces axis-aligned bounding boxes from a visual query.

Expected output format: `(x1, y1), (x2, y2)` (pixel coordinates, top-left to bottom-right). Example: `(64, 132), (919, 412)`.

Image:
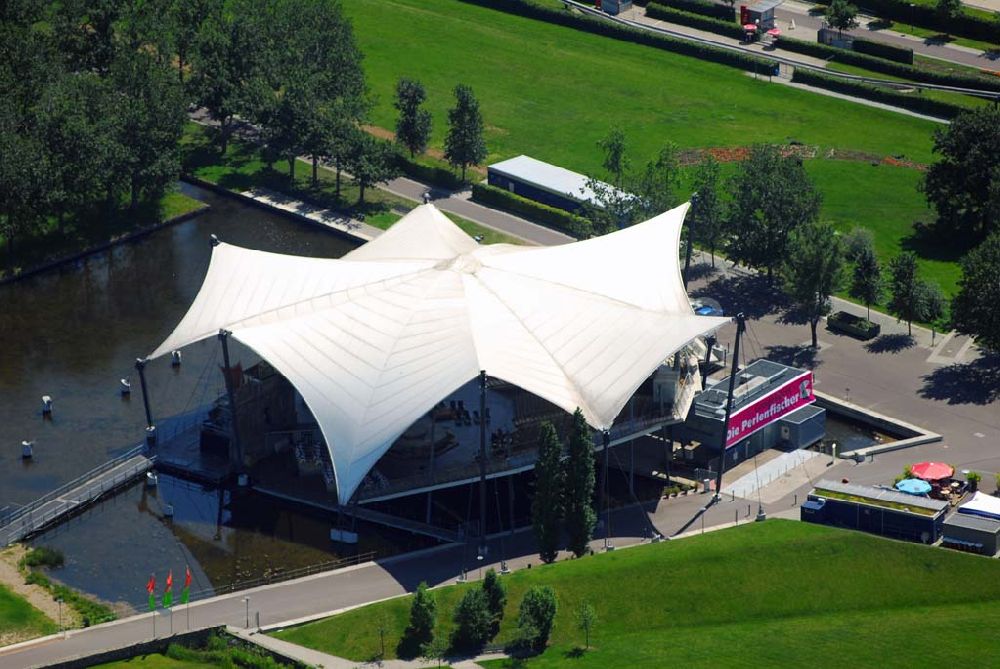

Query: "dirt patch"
(361, 124), (487, 178)
(0, 545), (78, 643)
(678, 144), (818, 166)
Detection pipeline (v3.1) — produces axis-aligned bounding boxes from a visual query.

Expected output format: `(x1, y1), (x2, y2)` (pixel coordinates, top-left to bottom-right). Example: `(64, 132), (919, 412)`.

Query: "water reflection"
(0, 183), (360, 604)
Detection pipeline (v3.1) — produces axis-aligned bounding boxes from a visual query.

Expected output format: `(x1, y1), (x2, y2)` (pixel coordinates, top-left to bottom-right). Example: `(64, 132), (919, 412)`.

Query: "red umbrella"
(767, 28), (782, 36)
(910, 461), (954, 481)
(743, 23), (758, 31)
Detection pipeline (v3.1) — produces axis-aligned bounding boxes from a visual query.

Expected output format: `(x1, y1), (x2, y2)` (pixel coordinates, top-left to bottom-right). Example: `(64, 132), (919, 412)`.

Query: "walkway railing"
(181, 551), (377, 604)
(1, 449), (156, 546)
(0, 443), (149, 529)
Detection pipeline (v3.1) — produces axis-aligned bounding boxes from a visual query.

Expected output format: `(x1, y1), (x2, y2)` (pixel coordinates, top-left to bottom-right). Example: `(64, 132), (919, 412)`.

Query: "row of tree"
(531, 410), (599, 564)
(399, 574), (560, 661)
(1, 2), (187, 263)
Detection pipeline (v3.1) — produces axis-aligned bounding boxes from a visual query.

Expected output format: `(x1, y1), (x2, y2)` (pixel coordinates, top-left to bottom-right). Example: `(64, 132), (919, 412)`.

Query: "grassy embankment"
(0, 582), (55, 646)
(181, 123), (523, 246)
(344, 0), (971, 300)
(0, 192), (204, 280)
(273, 520), (1000, 666)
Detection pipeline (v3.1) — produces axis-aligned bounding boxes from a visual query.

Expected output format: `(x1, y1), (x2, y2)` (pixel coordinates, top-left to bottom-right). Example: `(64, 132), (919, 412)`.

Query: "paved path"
(242, 187), (381, 242)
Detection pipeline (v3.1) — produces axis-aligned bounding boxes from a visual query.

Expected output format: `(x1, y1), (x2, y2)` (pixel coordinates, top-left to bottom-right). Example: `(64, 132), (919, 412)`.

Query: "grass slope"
(273, 520), (1000, 666)
(0, 582), (56, 644)
(344, 0), (972, 301)
(346, 0), (938, 167)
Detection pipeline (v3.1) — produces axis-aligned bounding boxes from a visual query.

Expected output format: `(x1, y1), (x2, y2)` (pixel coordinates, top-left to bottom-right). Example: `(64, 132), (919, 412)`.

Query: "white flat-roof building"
(487, 155), (628, 213)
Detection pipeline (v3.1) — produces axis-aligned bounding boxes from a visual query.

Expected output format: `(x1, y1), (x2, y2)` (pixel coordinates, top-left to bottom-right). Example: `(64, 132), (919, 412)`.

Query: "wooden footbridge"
(0, 445), (155, 547)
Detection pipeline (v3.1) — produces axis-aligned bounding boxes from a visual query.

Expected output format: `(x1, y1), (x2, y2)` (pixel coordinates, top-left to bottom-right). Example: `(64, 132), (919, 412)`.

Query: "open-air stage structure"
(138, 202), (730, 544)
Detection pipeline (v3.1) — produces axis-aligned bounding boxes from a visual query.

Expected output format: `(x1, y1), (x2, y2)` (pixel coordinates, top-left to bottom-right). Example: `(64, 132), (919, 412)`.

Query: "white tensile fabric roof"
(149, 203), (728, 503)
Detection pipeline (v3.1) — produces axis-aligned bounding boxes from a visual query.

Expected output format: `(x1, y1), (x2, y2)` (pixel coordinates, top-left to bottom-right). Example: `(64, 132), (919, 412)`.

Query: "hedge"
(396, 155), (466, 190)
(471, 183), (593, 238)
(778, 36), (1000, 93)
(852, 37), (913, 65)
(791, 68), (966, 119)
(645, 3), (745, 39)
(659, 0), (734, 22)
(849, 0), (1000, 45)
(457, 0), (778, 73)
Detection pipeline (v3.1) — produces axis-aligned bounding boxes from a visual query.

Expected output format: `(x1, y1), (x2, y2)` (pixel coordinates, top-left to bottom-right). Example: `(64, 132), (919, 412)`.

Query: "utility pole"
(602, 430), (613, 550)
(135, 358), (155, 445)
(713, 313), (746, 502)
(683, 192), (698, 289)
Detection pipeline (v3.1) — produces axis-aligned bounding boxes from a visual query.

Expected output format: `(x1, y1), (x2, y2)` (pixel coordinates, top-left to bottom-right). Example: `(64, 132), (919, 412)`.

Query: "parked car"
(826, 311), (880, 340)
(690, 297), (724, 317)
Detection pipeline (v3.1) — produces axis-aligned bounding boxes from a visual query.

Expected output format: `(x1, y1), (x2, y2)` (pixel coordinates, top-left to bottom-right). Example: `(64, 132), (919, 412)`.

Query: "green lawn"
(346, 0), (939, 166)
(0, 189), (204, 281)
(344, 0), (973, 300)
(0, 583), (56, 643)
(272, 520), (1000, 666)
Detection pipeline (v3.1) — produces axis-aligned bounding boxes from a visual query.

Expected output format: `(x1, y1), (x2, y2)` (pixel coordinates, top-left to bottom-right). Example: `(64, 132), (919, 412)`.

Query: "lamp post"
(243, 596), (250, 629)
(57, 597), (63, 638)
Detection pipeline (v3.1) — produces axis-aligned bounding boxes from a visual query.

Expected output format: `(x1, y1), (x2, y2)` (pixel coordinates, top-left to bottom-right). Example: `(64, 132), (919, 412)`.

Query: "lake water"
(0, 183), (378, 610)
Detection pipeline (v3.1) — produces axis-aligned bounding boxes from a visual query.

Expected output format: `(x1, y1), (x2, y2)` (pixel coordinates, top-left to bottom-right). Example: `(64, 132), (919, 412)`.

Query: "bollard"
(794, 493), (798, 506)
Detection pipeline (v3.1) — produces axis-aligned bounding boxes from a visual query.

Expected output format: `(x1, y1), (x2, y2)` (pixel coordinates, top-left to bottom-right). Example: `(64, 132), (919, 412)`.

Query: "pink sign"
(725, 371), (815, 448)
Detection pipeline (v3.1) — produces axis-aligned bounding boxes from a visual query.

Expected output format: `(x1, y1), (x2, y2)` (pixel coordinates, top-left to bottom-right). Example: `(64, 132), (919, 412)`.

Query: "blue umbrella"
(896, 478), (932, 495)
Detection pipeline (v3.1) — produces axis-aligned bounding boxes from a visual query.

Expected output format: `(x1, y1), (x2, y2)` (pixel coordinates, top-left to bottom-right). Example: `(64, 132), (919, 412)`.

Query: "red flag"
(146, 574), (156, 595)
(165, 570), (173, 593)
(184, 566), (192, 589)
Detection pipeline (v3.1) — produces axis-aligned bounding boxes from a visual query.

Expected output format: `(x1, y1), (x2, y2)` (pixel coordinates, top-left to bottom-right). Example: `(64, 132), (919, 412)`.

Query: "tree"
(170, 0), (221, 84)
(517, 586), (558, 652)
(598, 127), (630, 188)
(842, 226), (875, 262)
(347, 135), (401, 205)
(849, 244), (884, 321)
(375, 613), (391, 659)
(936, 0), (962, 22)
(422, 635), (449, 668)
(0, 114), (50, 266)
(923, 106), (1000, 240)
(482, 568), (507, 637)
(444, 84), (486, 182)
(401, 581), (436, 654)
(690, 155), (726, 267)
(394, 78), (433, 158)
(531, 421), (563, 564)
(888, 252), (933, 336)
(951, 232), (1000, 351)
(633, 143), (680, 219)
(451, 588), (492, 652)
(783, 221), (846, 348)
(108, 49), (186, 209)
(192, 8), (268, 154)
(563, 408), (596, 558)
(726, 145), (822, 280)
(825, 0), (860, 36)
(576, 601), (597, 650)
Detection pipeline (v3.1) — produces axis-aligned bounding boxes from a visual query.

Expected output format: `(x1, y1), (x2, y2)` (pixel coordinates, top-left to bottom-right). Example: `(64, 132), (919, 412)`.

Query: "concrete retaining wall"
(813, 391), (941, 459)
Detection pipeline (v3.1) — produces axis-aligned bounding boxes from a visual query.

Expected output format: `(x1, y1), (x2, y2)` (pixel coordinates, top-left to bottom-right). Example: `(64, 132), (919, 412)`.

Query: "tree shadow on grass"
(693, 273), (789, 321)
(763, 344), (821, 369)
(900, 221), (979, 265)
(564, 647), (586, 659)
(865, 333), (916, 354)
(919, 353), (1000, 405)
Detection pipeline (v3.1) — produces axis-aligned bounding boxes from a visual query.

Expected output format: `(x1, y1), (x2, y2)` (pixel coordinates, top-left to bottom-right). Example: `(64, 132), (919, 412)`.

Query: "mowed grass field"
(345, 0), (967, 301)
(0, 583), (55, 645)
(273, 521), (1000, 667)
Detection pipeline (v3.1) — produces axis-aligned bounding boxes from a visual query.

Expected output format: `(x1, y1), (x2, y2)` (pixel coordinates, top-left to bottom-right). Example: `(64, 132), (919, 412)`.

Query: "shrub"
(660, 0), (735, 21)
(451, 588), (493, 651)
(812, 0), (1000, 45)
(517, 586), (558, 652)
(779, 36), (1000, 93)
(457, 0), (777, 73)
(790, 69), (966, 119)
(396, 154), (465, 190)
(645, 4), (746, 39)
(471, 183), (593, 238)
(23, 547), (65, 568)
(852, 37), (913, 64)
(399, 581), (436, 657)
(482, 569), (507, 632)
